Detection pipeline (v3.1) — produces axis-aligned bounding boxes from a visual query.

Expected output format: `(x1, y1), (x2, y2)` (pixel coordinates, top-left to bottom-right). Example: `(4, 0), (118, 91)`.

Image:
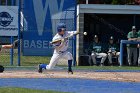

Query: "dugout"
(77, 4), (140, 66)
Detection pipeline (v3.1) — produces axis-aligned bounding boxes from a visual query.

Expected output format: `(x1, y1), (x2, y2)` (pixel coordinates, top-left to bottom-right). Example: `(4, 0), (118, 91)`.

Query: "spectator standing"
(137, 30), (140, 66)
(127, 26), (138, 66)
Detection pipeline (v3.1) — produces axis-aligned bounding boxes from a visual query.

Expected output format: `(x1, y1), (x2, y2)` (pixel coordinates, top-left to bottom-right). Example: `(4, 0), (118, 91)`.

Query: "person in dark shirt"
(127, 26), (138, 66)
(137, 30), (140, 66)
(107, 36), (120, 66)
(90, 35), (107, 66)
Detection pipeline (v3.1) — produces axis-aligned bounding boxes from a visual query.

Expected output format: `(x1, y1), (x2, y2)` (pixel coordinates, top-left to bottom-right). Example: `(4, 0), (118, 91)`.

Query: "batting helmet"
(57, 23), (66, 32)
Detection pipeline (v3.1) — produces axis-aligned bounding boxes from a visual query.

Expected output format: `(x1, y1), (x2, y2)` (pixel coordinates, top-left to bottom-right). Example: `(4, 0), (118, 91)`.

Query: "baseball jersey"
(127, 31), (138, 48)
(91, 42), (103, 53)
(108, 43), (119, 52)
(52, 31), (75, 53)
(137, 30), (140, 37)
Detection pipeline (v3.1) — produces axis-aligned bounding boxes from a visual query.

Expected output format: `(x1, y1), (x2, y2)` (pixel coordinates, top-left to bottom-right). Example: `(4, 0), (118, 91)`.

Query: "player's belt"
(58, 51), (66, 53)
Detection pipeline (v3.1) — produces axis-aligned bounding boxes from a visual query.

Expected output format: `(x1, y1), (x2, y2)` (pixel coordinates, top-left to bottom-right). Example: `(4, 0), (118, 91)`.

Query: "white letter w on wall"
(33, 0), (64, 36)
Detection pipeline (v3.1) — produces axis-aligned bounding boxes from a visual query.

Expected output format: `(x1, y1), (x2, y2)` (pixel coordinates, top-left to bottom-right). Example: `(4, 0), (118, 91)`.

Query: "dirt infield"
(0, 70), (140, 82)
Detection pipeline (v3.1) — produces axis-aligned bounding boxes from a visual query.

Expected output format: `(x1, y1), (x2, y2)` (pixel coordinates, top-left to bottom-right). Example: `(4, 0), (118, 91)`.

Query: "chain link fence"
(0, 36), (51, 66)
(0, 0), (76, 67)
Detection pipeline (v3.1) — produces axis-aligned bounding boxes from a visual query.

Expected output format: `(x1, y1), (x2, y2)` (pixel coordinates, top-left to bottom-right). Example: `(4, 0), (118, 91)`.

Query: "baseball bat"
(50, 32), (87, 44)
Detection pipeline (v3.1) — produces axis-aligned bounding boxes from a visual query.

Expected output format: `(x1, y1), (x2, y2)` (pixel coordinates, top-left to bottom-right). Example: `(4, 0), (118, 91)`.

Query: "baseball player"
(90, 35), (107, 66)
(107, 36), (120, 66)
(38, 23), (78, 74)
(127, 26), (138, 66)
(137, 30), (140, 66)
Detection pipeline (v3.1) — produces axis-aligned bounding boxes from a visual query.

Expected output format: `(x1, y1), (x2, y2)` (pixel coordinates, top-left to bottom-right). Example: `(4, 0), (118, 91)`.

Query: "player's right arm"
(2, 44), (13, 49)
(128, 38), (137, 41)
(127, 32), (137, 41)
(52, 36), (66, 50)
(67, 31), (80, 38)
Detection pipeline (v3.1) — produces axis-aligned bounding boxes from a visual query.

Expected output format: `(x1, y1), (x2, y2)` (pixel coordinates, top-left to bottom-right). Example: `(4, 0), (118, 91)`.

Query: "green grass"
(4, 65), (140, 72)
(1, 54), (140, 71)
(0, 54), (51, 66)
(75, 66), (140, 70)
(0, 87), (69, 93)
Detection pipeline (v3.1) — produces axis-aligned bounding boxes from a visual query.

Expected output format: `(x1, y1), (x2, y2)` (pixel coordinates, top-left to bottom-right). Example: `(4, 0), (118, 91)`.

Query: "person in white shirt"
(38, 23), (78, 74)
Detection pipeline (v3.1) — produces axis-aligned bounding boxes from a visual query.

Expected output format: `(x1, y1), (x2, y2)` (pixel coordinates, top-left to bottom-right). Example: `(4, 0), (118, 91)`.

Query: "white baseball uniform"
(46, 31), (75, 70)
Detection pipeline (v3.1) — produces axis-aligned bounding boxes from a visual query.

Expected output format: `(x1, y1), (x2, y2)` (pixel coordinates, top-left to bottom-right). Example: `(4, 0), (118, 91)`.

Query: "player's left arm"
(67, 31), (79, 37)
(1, 39), (19, 49)
(2, 44), (13, 49)
(52, 36), (66, 49)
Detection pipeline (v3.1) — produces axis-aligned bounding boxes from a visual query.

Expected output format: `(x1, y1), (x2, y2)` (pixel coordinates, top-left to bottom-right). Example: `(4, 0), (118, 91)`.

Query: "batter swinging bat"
(50, 32), (87, 44)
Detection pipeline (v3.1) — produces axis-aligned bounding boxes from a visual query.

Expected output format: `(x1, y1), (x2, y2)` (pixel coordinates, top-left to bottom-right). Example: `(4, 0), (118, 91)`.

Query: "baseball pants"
(91, 52), (107, 64)
(46, 51), (73, 70)
(127, 47), (137, 65)
(108, 52), (120, 64)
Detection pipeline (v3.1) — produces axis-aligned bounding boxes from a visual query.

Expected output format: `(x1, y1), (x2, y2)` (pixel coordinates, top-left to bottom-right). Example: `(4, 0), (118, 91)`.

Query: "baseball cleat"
(128, 63), (132, 66)
(100, 63), (104, 66)
(68, 70), (73, 74)
(38, 64), (43, 73)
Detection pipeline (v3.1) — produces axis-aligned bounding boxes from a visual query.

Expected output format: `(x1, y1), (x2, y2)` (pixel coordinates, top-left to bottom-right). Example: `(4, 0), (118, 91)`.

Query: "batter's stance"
(38, 23), (78, 74)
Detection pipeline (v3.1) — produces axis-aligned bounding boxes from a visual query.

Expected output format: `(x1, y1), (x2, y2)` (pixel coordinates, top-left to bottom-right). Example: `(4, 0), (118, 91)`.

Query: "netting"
(0, 0), (77, 66)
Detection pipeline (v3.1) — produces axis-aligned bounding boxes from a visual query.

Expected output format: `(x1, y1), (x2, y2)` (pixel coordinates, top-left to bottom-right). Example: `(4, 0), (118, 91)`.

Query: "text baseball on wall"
(0, 6), (18, 36)
(23, 0), (76, 56)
